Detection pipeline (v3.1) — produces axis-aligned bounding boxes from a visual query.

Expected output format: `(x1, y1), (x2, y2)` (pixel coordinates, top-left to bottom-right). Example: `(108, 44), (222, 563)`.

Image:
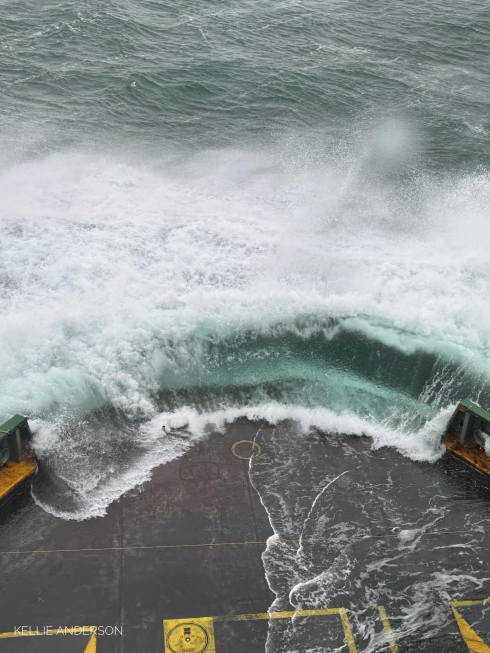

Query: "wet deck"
(0, 419), (490, 652)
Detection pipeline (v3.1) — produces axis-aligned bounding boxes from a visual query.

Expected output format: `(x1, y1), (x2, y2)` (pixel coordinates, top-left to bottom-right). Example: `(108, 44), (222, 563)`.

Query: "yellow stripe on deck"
(0, 459), (37, 500)
(84, 632), (97, 653)
(452, 601), (490, 653)
(378, 606), (398, 653)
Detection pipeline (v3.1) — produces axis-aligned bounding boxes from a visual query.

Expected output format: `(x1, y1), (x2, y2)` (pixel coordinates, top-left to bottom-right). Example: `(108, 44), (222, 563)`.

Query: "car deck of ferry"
(0, 420), (489, 653)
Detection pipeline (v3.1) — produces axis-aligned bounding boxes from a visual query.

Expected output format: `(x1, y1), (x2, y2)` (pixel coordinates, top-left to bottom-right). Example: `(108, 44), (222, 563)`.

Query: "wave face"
(1, 148), (490, 518)
(1, 0), (490, 519)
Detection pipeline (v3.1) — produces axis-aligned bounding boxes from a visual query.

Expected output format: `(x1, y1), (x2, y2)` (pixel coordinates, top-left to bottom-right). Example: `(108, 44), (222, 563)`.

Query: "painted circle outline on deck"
(166, 622), (209, 653)
(231, 440), (262, 460)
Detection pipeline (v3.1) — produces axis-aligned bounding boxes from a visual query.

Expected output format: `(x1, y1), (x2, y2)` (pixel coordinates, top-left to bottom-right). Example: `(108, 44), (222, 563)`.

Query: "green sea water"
(2, 0), (489, 162)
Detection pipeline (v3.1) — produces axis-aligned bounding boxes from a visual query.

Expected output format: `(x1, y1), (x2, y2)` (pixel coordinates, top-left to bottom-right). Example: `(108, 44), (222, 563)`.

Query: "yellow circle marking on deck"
(166, 622), (209, 653)
(231, 440), (261, 460)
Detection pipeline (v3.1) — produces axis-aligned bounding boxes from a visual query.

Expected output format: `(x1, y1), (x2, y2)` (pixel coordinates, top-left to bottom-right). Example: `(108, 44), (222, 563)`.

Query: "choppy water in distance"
(1, 0), (490, 519)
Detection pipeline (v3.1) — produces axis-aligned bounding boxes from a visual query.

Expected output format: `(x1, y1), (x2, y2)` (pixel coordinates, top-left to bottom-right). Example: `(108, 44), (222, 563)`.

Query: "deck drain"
(166, 622), (209, 653)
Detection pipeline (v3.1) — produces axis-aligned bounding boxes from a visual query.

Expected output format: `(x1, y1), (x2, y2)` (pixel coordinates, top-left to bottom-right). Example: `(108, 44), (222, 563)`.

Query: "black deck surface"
(0, 419), (489, 652)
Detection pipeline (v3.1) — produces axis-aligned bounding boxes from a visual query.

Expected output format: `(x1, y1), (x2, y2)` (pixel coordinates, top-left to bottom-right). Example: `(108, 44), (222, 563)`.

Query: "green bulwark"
(0, 416), (31, 464)
(444, 399), (490, 445)
(458, 399), (490, 424)
(0, 415), (29, 436)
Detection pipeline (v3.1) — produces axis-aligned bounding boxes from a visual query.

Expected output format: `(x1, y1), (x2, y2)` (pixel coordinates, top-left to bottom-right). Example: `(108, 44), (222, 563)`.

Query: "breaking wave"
(2, 141), (490, 518)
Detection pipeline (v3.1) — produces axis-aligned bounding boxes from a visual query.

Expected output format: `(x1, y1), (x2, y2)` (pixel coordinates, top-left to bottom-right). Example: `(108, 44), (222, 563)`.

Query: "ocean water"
(1, 0), (490, 523)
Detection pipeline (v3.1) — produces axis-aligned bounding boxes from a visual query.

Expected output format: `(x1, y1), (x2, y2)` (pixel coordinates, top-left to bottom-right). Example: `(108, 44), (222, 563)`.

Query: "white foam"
(145, 402), (448, 462)
(31, 416), (201, 521)
(1, 145), (490, 518)
(30, 401), (448, 521)
(1, 149), (490, 422)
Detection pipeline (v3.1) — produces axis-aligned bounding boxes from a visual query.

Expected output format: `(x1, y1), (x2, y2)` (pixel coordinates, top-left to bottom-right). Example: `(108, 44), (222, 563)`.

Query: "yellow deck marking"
(452, 601), (490, 653)
(165, 618), (215, 653)
(231, 440), (262, 460)
(84, 632), (97, 653)
(378, 606), (398, 653)
(453, 601), (490, 608)
(0, 626), (96, 638)
(164, 609), (357, 653)
(0, 526), (489, 556)
(338, 608), (358, 653)
(0, 459), (37, 500)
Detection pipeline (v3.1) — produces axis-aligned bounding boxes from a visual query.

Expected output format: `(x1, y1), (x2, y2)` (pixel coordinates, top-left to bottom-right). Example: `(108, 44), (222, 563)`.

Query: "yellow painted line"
(164, 609), (357, 653)
(452, 604), (490, 653)
(216, 607), (357, 651)
(231, 440), (262, 460)
(0, 459), (37, 501)
(453, 600), (490, 607)
(0, 626), (96, 638)
(378, 606), (398, 653)
(85, 633), (97, 653)
(215, 611), (270, 621)
(0, 527), (489, 556)
(215, 607), (344, 621)
(339, 608), (358, 653)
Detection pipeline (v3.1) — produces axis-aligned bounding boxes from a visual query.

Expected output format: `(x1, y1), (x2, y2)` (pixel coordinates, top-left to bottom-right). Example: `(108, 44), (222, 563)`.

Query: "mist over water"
(1, 0), (490, 520)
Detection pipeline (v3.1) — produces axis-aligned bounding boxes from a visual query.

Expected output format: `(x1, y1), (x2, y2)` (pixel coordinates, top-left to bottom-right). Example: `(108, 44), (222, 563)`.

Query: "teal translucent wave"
(149, 319), (489, 429)
(10, 315), (487, 433)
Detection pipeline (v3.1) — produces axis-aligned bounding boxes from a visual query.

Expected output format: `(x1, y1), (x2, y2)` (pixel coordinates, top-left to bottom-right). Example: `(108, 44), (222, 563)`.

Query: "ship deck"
(0, 420), (490, 652)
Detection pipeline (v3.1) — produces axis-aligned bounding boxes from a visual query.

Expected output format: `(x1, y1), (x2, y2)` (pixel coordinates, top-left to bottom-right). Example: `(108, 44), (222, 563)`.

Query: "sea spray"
(1, 149), (490, 517)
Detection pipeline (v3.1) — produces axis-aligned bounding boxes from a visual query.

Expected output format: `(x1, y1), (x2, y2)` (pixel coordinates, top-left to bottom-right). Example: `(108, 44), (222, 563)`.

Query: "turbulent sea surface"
(1, 0), (490, 525)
